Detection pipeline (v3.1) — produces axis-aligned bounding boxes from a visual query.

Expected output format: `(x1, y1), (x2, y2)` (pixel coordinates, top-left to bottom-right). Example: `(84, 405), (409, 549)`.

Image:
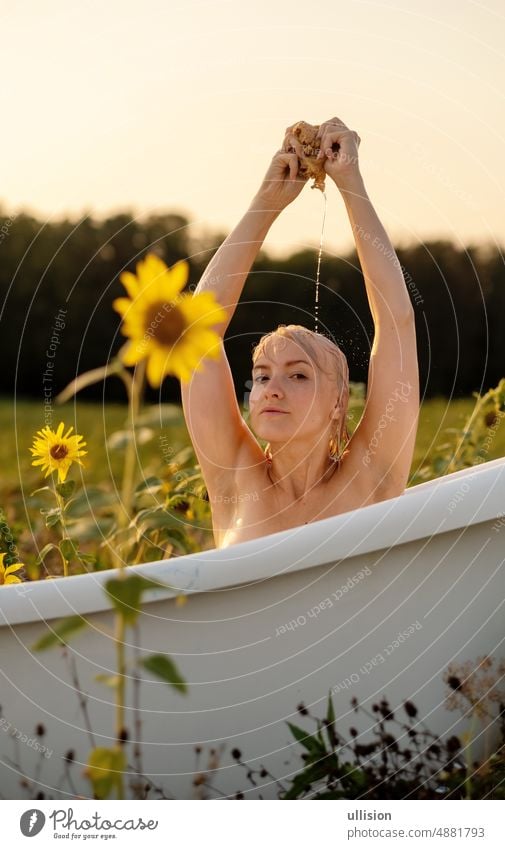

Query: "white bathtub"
(1, 456), (504, 800)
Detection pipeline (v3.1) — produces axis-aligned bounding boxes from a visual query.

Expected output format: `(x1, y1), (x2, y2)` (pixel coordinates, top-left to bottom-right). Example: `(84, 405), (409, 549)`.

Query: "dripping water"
(314, 189), (328, 334)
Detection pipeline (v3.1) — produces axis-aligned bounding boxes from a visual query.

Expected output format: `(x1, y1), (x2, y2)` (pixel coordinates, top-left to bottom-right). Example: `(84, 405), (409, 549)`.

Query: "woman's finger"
(316, 118), (349, 150)
(317, 129), (357, 160)
(282, 133), (304, 160)
(316, 117), (348, 138)
(274, 150), (300, 180)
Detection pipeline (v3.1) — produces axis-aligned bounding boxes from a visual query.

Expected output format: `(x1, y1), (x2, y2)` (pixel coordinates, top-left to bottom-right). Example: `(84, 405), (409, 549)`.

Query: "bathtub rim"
(1, 456), (504, 628)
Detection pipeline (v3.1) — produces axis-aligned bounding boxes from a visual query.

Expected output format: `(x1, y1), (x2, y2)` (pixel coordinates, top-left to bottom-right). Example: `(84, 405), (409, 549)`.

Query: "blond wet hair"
(252, 324), (351, 466)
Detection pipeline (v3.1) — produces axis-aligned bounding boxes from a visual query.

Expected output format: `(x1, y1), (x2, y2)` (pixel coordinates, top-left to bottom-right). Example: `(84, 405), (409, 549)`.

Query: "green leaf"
(158, 532), (192, 554)
(135, 403), (182, 427)
(166, 493), (192, 510)
(134, 476), (164, 494)
(326, 690), (336, 725)
(315, 720), (326, 749)
(35, 542), (58, 565)
(65, 487), (117, 518)
(133, 506), (173, 533)
(325, 692), (338, 750)
(56, 480), (76, 500)
(107, 427), (154, 452)
(140, 653), (188, 694)
(84, 747), (126, 799)
(104, 574), (174, 626)
(42, 507), (62, 528)
(31, 615), (89, 651)
(29, 486), (53, 498)
(59, 538), (79, 561)
(76, 552), (96, 564)
(171, 445), (194, 466)
(286, 722), (326, 756)
(67, 516), (116, 543)
(283, 759), (336, 799)
(339, 762), (368, 790)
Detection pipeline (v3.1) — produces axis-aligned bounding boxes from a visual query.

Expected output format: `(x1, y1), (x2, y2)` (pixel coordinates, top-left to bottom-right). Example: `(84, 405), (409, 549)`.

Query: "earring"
(329, 426), (344, 463)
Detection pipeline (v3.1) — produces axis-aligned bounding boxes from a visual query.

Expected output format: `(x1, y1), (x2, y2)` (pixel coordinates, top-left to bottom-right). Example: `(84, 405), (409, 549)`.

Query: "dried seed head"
(404, 700), (418, 718)
(446, 735), (462, 753)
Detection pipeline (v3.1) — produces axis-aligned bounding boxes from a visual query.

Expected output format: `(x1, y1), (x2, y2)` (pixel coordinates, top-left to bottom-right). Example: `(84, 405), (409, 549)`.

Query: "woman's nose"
(265, 378), (283, 397)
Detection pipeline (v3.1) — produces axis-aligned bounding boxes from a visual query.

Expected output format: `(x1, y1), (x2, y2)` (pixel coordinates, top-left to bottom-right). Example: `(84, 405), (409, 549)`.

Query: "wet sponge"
(283, 120), (327, 191)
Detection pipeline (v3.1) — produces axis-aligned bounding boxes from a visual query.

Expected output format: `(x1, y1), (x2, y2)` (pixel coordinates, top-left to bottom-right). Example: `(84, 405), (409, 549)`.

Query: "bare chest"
(211, 462), (377, 549)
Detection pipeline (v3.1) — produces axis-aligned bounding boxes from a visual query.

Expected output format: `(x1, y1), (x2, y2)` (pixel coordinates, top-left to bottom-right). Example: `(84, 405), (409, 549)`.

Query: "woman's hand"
(316, 117), (362, 191)
(250, 149), (308, 213)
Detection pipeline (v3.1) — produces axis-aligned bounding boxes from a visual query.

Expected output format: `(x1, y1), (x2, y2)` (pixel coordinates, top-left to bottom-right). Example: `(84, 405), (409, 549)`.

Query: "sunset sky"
(1, 0), (503, 259)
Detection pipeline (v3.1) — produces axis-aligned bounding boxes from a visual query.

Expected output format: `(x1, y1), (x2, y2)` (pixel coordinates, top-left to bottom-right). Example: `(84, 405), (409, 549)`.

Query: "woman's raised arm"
(317, 116), (418, 498)
(180, 147), (308, 491)
(193, 148), (308, 337)
(316, 116), (413, 324)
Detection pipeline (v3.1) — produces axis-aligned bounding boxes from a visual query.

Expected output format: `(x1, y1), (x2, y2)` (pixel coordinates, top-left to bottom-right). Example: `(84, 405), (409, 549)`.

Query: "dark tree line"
(0, 207), (503, 405)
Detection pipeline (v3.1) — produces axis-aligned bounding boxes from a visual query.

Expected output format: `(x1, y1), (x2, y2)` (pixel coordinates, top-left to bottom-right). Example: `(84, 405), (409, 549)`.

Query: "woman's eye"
(254, 374), (307, 382)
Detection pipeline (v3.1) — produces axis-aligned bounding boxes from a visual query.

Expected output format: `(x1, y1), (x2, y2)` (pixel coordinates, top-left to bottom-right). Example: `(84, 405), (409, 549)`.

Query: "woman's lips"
(261, 410), (288, 415)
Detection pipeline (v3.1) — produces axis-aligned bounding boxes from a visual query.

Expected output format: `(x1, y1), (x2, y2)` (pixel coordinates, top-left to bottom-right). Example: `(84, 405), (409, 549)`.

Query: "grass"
(1, 396), (189, 491)
(2, 392), (505, 493)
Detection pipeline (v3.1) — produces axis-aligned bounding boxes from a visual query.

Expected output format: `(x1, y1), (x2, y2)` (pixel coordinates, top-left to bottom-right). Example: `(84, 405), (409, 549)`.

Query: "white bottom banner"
(1, 799), (501, 847)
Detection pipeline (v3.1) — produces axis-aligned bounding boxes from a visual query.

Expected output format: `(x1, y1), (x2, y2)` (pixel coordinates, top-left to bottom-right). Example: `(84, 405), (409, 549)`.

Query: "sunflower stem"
(115, 359), (146, 558)
(54, 486), (69, 578)
(114, 609), (126, 799)
(463, 713), (477, 800)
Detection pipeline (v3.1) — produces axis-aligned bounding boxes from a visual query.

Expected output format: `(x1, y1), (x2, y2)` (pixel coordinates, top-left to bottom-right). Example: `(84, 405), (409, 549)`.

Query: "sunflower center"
(50, 443), (68, 461)
(145, 302), (186, 347)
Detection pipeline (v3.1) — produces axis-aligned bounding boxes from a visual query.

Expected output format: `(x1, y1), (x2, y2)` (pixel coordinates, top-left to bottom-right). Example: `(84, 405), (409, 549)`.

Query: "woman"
(181, 116), (419, 549)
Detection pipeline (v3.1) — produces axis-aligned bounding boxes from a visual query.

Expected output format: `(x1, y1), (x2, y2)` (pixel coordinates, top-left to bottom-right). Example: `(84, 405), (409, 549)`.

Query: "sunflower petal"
(166, 260), (189, 296)
(146, 347), (169, 388)
(185, 327), (223, 359)
(121, 341), (148, 367)
(112, 298), (133, 317)
(119, 271), (140, 299)
(166, 348), (196, 383)
(137, 254), (169, 291)
(179, 360), (203, 384)
(181, 293), (228, 330)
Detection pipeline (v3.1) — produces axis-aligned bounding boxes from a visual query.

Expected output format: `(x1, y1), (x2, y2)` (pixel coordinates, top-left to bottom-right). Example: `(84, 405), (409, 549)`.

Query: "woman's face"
(248, 337), (337, 449)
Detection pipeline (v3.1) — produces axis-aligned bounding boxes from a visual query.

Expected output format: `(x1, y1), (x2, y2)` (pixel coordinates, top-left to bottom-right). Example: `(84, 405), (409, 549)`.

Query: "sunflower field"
(1, 251), (505, 584)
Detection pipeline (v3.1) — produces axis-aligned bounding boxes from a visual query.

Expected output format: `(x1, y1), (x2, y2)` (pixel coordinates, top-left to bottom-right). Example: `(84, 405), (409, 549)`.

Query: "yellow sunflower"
(0, 553), (23, 585)
(30, 422), (87, 483)
(113, 253), (228, 387)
